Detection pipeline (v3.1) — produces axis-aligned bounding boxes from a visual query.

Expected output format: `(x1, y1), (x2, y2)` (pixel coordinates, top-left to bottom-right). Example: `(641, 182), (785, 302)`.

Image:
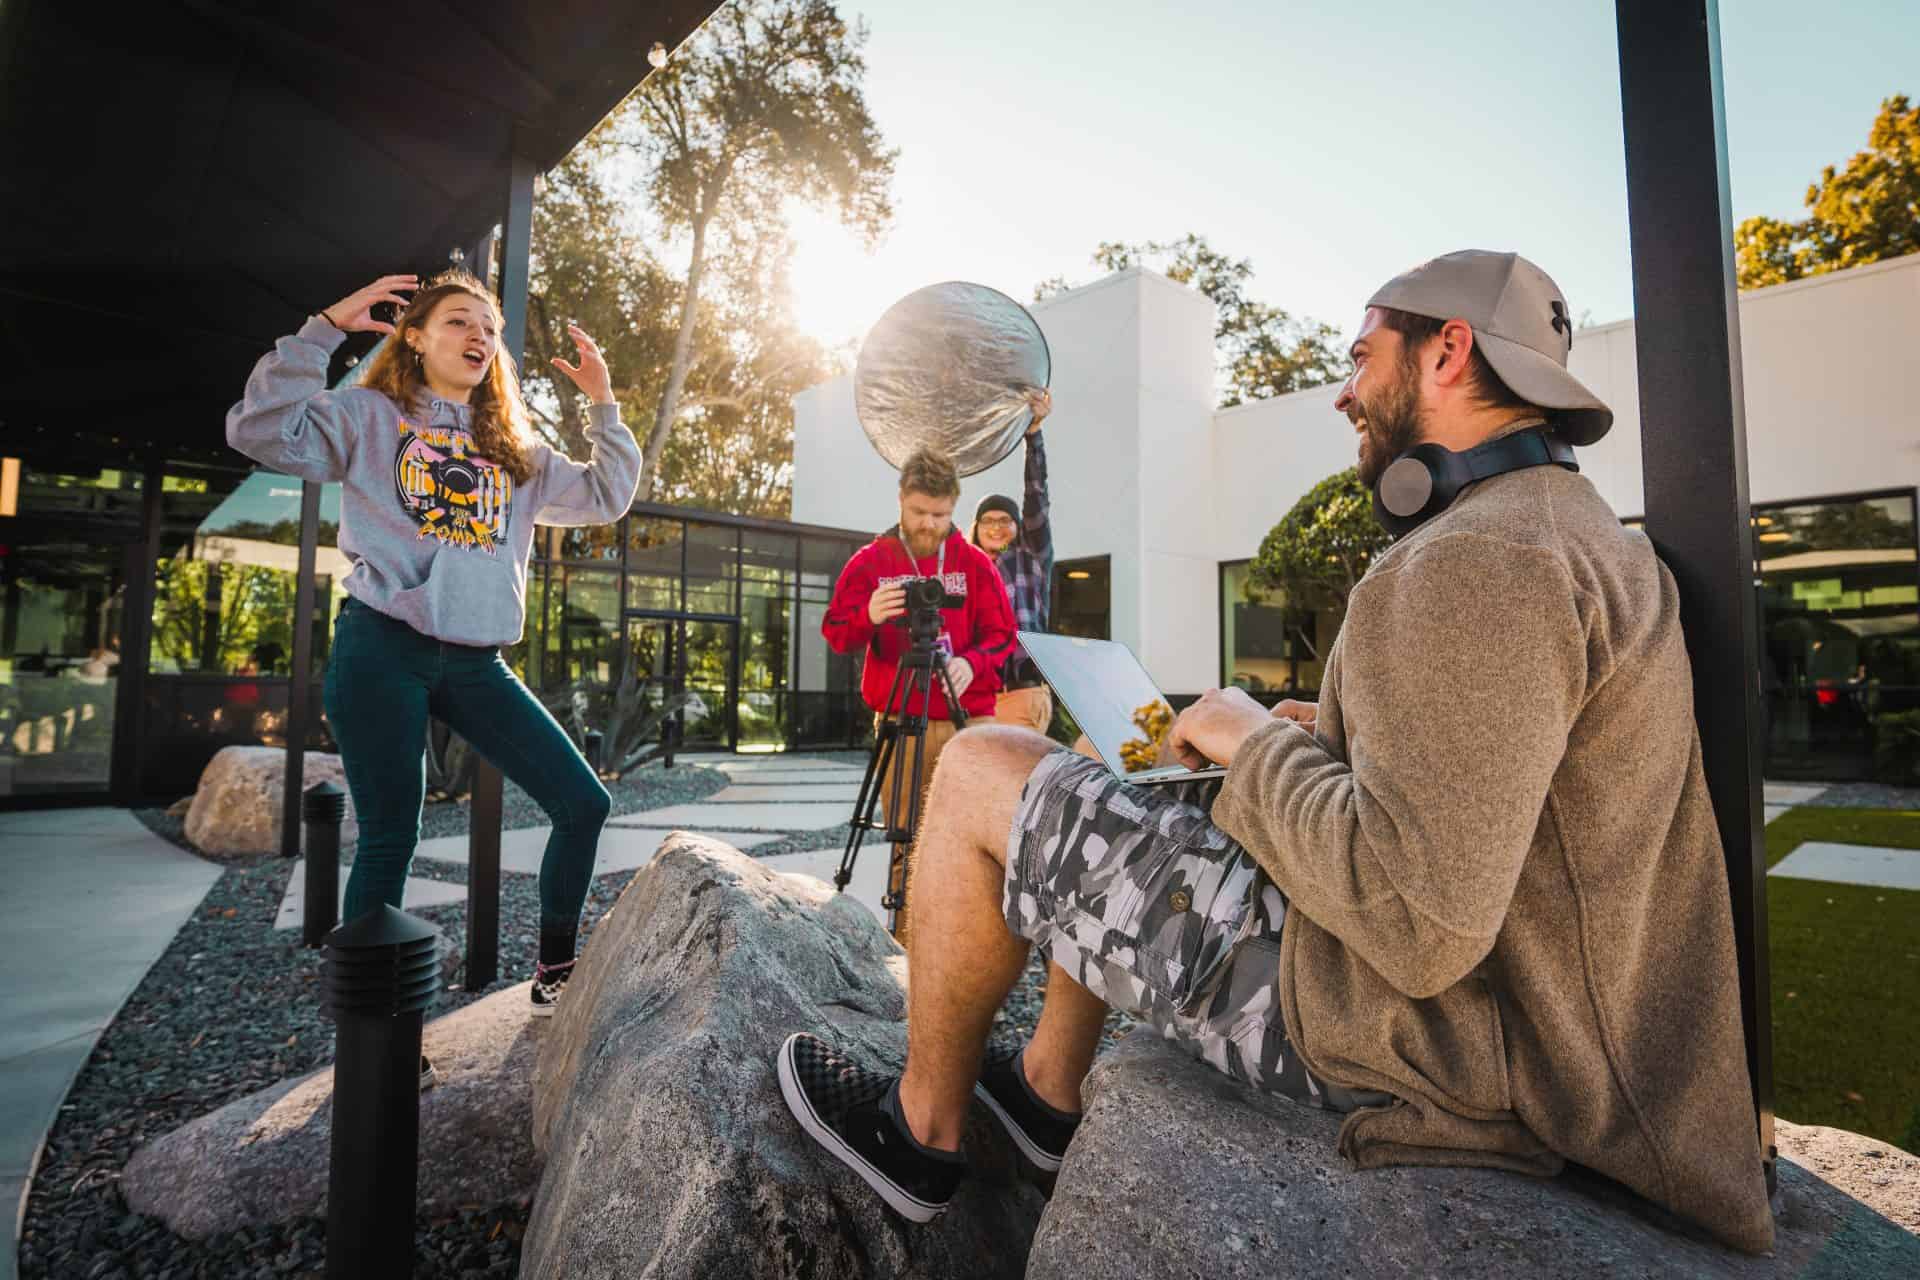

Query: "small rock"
(184, 747), (359, 857)
(120, 984), (545, 1238)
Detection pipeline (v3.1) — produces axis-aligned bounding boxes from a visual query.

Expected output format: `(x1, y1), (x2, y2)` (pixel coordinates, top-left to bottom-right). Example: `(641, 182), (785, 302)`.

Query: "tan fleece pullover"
(1211, 463), (1773, 1254)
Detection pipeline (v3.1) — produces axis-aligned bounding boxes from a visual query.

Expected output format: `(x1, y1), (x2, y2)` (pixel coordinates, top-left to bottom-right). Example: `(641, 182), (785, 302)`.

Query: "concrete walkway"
(410, 751), (889, 917)
(0, 808), (220, 1280)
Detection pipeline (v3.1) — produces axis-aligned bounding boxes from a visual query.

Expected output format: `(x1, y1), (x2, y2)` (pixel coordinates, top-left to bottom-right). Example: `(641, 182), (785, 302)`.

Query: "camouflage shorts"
(1004, 751), (1367, 1110)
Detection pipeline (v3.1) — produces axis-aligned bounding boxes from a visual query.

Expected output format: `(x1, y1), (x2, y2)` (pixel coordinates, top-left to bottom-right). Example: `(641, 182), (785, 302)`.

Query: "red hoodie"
(822, 525), (1016, 721)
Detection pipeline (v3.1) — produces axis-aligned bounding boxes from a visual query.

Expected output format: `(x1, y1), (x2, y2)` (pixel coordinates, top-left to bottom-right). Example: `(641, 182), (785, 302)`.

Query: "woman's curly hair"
(358, 269), (538, 483)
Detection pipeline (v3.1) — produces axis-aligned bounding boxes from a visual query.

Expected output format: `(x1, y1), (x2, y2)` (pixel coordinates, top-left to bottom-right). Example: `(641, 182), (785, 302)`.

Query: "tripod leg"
(837, 719), (895, 891)
(836, 658), (916, 892)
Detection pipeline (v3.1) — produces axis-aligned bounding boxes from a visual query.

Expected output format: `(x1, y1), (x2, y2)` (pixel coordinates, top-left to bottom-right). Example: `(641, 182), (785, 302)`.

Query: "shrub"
(1871, 708), (1920, 786)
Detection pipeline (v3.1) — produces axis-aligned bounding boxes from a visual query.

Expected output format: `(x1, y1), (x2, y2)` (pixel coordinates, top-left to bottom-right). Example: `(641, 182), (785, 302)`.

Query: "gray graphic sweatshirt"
(226, 315), (641, 646)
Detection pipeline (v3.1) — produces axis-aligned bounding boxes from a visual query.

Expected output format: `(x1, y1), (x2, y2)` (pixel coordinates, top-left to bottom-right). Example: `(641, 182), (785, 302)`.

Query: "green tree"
(599, 0), (895, 501)
(522, 131), (840, 516)
(522, 148), (684, 463)
(1249, 468), (1392, 614)
(1035, 234), (1347, 407)
(1734, 94), (1920, 290)
(650, 240), (839, 515)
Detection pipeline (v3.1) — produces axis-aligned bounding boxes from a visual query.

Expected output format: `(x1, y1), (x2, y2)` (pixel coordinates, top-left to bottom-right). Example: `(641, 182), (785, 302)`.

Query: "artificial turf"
(1763, 805), (1920, 1151)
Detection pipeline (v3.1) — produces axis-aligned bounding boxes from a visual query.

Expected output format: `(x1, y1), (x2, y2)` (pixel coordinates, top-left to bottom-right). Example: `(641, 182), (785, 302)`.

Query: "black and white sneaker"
(419, 1053), (438, 1091)
(775, 1032), (966, 1223)
(530, 960), (573, 1018)
(973, 1044), (1080, 1172)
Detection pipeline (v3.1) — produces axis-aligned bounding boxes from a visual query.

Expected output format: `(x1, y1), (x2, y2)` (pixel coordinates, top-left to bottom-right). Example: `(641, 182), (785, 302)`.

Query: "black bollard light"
(322, 905), (441, 1280)
(303, 781), (347, 948)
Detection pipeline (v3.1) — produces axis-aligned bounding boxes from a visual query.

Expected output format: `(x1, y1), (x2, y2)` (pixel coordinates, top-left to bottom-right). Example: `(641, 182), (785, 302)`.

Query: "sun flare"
(785, 202), (908, 350)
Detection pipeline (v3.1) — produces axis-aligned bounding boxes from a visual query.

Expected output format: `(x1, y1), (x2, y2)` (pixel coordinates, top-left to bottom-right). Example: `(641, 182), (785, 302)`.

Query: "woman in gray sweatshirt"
(226, 271), (641, 1045)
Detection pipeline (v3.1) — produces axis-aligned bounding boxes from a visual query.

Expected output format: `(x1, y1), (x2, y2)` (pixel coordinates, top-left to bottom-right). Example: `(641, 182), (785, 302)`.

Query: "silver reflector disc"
(854, 281), (1052, 478)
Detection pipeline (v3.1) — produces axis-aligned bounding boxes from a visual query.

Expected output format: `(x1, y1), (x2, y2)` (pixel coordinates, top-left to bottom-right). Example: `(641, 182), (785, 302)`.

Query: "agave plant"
(420, 674), (704, 800)
(557, 666), (706, 781)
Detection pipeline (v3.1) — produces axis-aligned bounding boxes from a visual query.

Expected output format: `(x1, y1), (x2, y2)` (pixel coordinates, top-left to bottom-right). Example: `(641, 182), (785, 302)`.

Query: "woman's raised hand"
(551, 323), (615, 406)
(320, 275), (418, 336)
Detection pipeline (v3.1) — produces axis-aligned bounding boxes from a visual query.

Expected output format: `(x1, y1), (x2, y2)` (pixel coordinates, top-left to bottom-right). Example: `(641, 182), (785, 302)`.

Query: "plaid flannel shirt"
(994, 431), (1052, 674)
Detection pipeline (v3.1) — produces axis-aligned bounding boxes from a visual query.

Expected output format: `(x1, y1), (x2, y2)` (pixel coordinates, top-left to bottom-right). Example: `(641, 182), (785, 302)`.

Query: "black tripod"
(835, 606), (968, 936)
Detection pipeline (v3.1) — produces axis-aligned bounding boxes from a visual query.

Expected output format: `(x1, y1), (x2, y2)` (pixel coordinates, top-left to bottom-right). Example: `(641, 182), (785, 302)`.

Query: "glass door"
(681, 617), (737, 748)
(0, 532), (131, 797)
(620, 612), (738, 752)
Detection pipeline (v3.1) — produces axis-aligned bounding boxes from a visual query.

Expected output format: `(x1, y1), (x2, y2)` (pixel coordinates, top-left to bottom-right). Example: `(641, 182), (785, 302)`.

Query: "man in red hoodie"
(823, 445), (1016, 927)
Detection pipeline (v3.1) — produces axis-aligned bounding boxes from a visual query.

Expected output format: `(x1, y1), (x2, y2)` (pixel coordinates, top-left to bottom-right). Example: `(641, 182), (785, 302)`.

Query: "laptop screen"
(1017, 632), (1181, 778)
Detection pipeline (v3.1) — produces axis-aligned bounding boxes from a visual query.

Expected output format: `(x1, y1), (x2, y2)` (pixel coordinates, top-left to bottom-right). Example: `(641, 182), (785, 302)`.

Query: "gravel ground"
(31, 755), (1126, 1279)
(417, 757), (728, 841)
(16, 852), (536, 1279)
(1795, 779), (1920, 809)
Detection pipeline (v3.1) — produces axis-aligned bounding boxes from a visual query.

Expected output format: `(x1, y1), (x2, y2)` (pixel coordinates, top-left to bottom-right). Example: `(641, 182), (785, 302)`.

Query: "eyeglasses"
(978, 515), (1016, 530)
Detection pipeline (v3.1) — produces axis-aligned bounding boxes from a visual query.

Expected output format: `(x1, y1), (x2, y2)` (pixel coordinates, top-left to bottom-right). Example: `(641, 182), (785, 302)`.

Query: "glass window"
(685, 522), (738, 616)
(14, 465), (144, 524)
(1219, 561), (1323, 697)
(551, 522), (623, 563)
(799, 538), (864, 689)
(1052, 556), (1111, 640)
(507, 561), (544, 685)
(0, 532), (128, 796)
(738, 532), (796, 750)
(626, 517), (684, 612)
(546, 569), (622, 689)
(1754, 491), (1920, 779)
(148, 470), (343, 679)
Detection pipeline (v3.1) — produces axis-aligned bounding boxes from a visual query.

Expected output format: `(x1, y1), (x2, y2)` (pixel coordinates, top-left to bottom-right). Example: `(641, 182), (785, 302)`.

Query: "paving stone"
(272, 860), (466, 931)
(630, 802), (852, 831)
(705, 783), (863, 804)
(1767, 841), (1920, 892)
(412, 824), (779, 875)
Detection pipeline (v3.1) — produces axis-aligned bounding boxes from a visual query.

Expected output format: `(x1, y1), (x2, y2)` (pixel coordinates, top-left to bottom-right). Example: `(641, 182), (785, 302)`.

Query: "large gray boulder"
(184, 745), (358, 856)
(523, 832), (1045, 1280)
(121, 981), (542, 1236)
(1027, 1031), (1920, 1280)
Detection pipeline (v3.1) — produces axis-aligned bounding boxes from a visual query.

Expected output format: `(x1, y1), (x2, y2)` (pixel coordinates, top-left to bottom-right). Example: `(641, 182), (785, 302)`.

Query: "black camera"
(900, 575), (963, 613)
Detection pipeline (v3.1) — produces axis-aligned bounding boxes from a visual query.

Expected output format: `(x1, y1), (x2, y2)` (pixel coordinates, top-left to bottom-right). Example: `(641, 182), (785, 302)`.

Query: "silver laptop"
(1018, 631), (1227, 786)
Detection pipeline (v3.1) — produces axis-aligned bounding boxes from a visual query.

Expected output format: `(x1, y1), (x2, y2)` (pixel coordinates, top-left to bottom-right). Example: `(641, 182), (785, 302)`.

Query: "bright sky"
(785, 0), (1920, 351)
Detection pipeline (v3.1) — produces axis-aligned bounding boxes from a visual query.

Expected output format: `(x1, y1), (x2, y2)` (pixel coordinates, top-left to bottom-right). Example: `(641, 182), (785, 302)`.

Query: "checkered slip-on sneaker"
(972, 1043), (1080, 1172)
(775, 1032), (966, 1223)
(419, 1054), (438, 1091)
(530, 960), (573, 1018)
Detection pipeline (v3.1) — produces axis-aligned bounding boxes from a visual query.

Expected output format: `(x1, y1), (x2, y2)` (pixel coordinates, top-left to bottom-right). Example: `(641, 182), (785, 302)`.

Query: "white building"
(793, 253), (1920, 780)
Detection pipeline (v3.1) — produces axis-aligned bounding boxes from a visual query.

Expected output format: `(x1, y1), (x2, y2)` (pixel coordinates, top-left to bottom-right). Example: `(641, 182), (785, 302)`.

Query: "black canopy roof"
(0, 0), (717, 467)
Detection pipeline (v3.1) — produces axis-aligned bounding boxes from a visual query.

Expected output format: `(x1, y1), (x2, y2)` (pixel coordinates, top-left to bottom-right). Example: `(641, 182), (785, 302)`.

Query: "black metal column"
(463, 133), (537, 989)
(1615, 0), (1773, 1182)
(280, 477), (322, 859)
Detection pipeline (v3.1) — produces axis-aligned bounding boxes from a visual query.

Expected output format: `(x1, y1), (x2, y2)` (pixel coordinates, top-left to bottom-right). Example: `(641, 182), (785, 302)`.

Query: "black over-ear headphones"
(1371, 426), (1578, 537)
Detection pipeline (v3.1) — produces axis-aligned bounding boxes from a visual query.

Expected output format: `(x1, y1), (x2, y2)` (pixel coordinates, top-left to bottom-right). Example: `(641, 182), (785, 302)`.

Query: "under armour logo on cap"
(1550, 300), (1573, 349)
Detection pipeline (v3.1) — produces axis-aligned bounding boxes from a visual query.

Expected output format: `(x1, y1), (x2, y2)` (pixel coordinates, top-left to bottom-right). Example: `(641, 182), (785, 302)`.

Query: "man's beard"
(1353, 354), (1426, 489)
(903, 527), (946, 559)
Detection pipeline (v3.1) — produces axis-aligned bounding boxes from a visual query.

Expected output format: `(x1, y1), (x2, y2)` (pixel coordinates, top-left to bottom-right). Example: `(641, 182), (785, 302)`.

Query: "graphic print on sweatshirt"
(393, 422), (512, 554)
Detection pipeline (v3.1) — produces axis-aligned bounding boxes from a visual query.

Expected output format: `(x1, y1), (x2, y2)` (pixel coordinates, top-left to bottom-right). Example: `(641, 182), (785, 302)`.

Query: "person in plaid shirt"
(970, 388), (1055, 732)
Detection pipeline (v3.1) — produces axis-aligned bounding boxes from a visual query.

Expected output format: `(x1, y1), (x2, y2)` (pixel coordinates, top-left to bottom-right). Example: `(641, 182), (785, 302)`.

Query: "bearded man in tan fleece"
(774, 251), (1774, 1253)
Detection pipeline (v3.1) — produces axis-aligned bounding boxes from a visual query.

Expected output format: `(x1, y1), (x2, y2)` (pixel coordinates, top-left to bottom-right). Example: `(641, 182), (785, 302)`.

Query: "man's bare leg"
(895, 726), (1112, 1150)
(1021, 961), (1109, 1113)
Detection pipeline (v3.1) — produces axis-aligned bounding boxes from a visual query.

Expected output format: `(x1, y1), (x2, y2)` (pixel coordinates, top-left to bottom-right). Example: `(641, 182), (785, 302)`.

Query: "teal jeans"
(323, 597), (610, 933)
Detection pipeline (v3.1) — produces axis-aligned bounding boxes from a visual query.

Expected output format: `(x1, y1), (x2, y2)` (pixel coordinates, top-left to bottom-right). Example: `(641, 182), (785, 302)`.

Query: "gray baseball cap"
(1366, 250), (1613, 446)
